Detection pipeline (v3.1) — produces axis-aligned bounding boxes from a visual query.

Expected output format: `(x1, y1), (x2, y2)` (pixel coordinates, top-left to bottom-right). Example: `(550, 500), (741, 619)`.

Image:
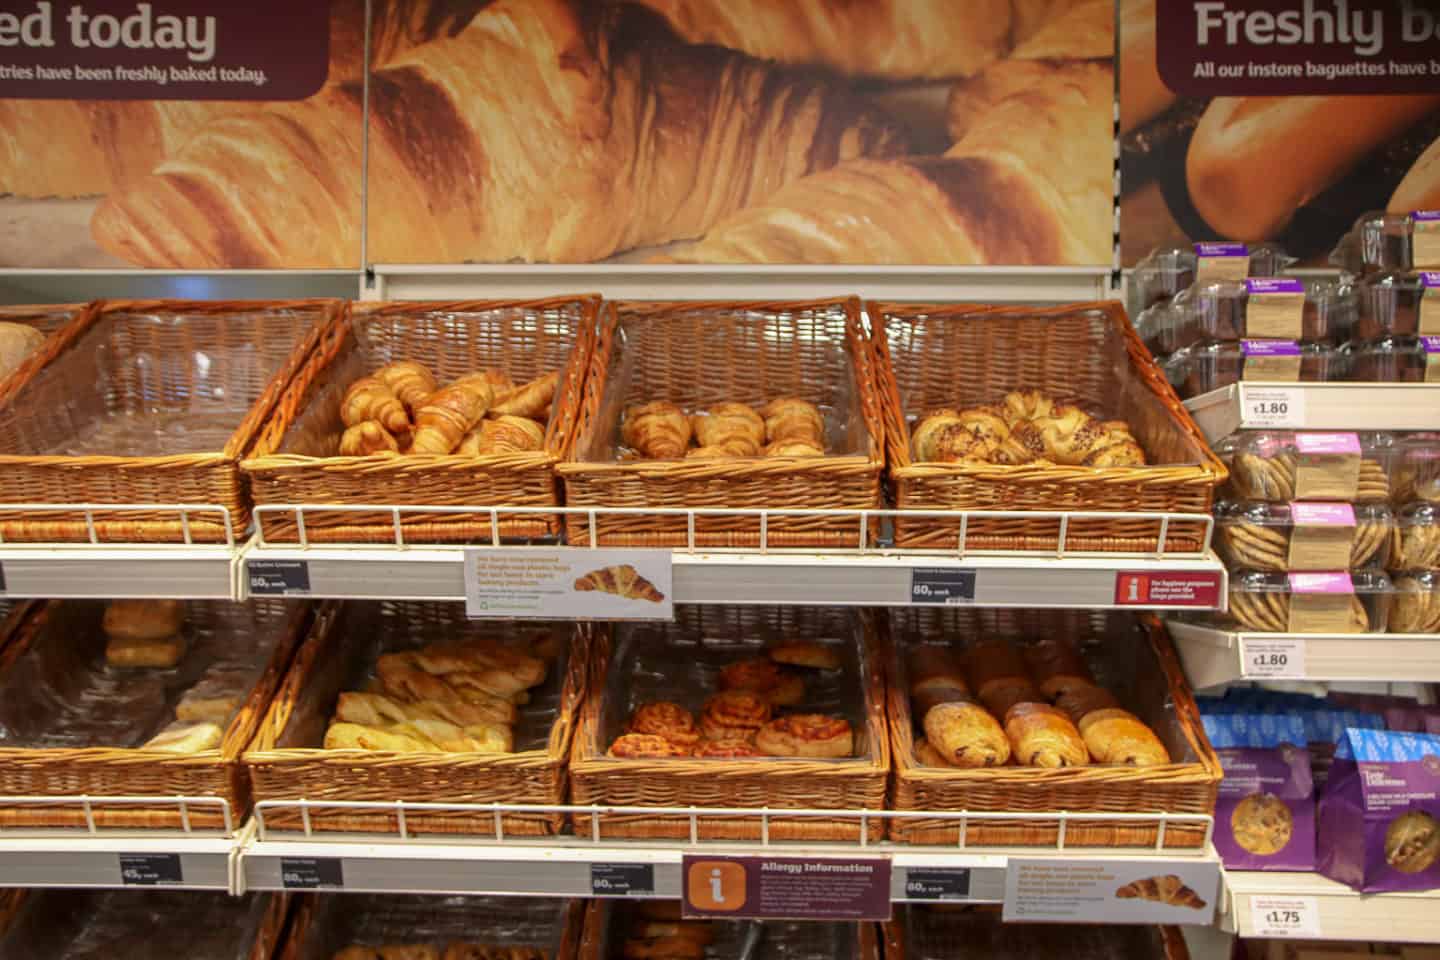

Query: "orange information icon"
(686, 860), (748, 912)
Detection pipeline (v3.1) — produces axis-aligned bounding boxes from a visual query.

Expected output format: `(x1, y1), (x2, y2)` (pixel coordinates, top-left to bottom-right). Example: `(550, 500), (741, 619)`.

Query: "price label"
(1240, 637), (1305, 679)
(909, 569), (976, 605)
(903, 868), (971, 901)
(119, 853), (183, 886)
(1241, 386), (1305, 428)
(280, 857), (343, 889)
(246, 559), (311, 596)
(1249, 895), (1320, 938)
(591, 863), (654, 896)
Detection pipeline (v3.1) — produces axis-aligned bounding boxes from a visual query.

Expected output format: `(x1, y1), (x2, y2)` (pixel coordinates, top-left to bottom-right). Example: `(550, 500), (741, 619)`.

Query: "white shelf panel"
(0, 832), (238, 891)
(0, 545), (237, 599)
(1167, 621), (1440, 687)
(239, 542), (1226, 609)
(1224, 870), (1440, 943)
(1185, 382), (1440, 444)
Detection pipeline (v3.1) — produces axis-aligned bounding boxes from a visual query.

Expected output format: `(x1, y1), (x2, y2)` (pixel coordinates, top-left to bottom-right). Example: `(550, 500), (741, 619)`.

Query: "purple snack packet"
(1203, 713), (1315, 871)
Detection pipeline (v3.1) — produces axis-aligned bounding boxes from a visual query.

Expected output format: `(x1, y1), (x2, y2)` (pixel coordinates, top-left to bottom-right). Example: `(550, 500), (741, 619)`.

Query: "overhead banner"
(1121, 0), (1440, 264)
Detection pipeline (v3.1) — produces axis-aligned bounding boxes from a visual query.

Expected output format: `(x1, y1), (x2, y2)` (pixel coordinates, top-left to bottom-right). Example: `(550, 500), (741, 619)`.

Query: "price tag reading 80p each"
(1239, 637), (1305, 680)
(1248, 895), (1320, 938)
(1242, 386), (1305, 429)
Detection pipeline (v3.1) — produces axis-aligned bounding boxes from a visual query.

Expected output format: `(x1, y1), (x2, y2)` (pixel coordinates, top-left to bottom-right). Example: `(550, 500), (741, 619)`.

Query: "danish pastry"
(102, 599), (184, 641)
(1004, 702), (1089, 767)
(754, 713), (854, 758)
(699, 690), (772, 740)
(629, 701), (701, 748)
(1078, 708), (1170, 766)
(923, 701), (1010, 768)
(767, 641), (842, 670)
(693, 737), (763, 758)
(608, 733), (693, 758)
(718, 658), (805, 705)
(911, 391), (1146, 467)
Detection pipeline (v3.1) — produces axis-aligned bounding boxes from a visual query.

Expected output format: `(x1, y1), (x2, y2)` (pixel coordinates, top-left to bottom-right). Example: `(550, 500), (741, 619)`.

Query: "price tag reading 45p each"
(1242, 385), (1305, 428)
(1240, 637), (1305, 680)
(1248, 895), (1320, 938)
(909, 568), (976, 605)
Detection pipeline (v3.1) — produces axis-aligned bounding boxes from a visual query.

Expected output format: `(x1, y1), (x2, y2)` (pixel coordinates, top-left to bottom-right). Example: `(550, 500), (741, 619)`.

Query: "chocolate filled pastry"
(1004, 702), (1089, 767)
(978, 677), (1044, 720)
(105, 634), (186, 669)
(1054, 685), (1121, 725)
(628, 701), (701, 748)
(718, 657), (805, 706)
(913, 736), (953, 768)
(754, 713), (854, 758)
(767, 640), (842, 670)
(608, 733), (693, 759)
(1078, 707), (1170, 766)
(923, 701), (1010, 768)
(699, 690), (772, 741)
(1022, 640), (1096, 700)
(908, 646), (972, 715)
(1231, 792), (1294, 856)
(102, 599), (184, 641)
(963, 640), (1030, 695)
(1386, 810), (1440, 874)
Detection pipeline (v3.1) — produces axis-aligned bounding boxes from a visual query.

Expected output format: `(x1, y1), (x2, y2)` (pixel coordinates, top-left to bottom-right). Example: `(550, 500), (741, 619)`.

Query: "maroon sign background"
(0, 0), (328, 100)
(682, 855), (892, 921)
(1157, 0), (1440, 96)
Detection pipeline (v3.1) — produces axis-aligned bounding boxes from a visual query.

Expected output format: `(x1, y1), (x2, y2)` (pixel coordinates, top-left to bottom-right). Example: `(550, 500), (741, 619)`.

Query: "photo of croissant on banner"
(1121, 0), (1440, 264)
(0, 0), (1115, 269)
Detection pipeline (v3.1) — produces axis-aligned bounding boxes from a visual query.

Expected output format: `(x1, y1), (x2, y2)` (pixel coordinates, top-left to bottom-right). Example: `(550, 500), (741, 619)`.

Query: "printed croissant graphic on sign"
(573, 564), (666, 603)
(1114, 874), (1208, 909)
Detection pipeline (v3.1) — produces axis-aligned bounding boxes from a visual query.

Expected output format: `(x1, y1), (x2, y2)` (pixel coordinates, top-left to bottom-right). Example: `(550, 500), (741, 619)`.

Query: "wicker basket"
(279, 894), (583, 960)
(0, 599), (310, 832)
(558, 299), (885, 547)
(0, 298), (340, 544)
(580, 900), (879, 960)
(883, 906), (1189, 960)
(243, 296), (601, 544)
(244, 601), (586, 837)
(0, 303), (92, 399)
(570, 606), (889, 842)
(869, 301), (1225, 553)
(886, 609), (1220, 849)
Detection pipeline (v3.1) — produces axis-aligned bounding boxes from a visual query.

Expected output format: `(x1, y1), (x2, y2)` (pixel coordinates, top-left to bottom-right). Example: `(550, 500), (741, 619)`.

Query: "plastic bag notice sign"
(1003, 858), (1218, 925)
(464, 548), (673, 620)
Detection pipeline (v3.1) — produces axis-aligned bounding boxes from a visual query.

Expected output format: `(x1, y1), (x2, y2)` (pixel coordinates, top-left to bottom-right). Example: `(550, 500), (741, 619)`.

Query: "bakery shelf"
(1166, 620), (1440, 687)
(239, 504), (1225, 609)
(1221, 869), (1440, 943)
(1184, 382), (1440, 444)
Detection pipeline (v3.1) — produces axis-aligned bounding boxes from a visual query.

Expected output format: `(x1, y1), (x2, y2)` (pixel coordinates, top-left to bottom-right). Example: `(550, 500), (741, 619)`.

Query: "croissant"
(323, 721), (440, 753)
(375, 360), (438, 415)
(622, 402), (691, 459)
(492, 371), (559, 419)
(574, 564), (666, 603)
(657, 59), (1110, 267)
(688, 440), (761, 459)
(92, 0), (903, 268)
(341, 376), (410, 434)
(762, 440), (825, 457)
(1114, 875), (1207, 910)
(339, 420), (401, 457)
(336, 690), (517, 728)
(692, 403), (765, 450)
(1009, 0), (1114, 59)
(459, 415), (545, 456)
(0, 0), (485, 199)
(410, 379), (495, 455)
(762, 397), (824, 445)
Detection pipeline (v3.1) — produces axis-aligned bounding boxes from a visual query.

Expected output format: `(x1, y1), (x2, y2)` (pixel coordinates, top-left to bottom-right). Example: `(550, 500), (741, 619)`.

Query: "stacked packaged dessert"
(1392, 433), (1440, 635)
(1331, 211), (1440, 383)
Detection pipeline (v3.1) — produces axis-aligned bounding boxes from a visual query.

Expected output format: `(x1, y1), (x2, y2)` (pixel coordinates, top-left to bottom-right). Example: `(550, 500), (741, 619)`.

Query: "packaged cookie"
(1132, 242), (1293, 311)
(1216, 500), (1393, 572)
(1227, 570), (1393, 634)
(1394, 432), (1440, 503)
(1320, 728), (1440, 893)
(1393, 501), (1440, 571)
(1393, 571), (1440, 635)
(1227, 431), (1394, 503)
(1201, 711), (1315, 871)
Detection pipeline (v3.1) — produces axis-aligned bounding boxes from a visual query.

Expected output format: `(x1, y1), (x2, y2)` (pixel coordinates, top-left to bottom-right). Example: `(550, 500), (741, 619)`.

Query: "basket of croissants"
(244, 601), (586, 838)
(558, 299), (886, 548)
(885, 608), (1221, 850)
(569, 606), (889, 842)
(869, 301), (1225, 554)
(242, 296), (601, 545)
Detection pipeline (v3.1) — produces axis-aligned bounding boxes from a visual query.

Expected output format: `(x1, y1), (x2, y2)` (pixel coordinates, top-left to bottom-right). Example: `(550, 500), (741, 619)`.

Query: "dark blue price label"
(247, 559), (310, 595)
(904, 868), (970, 900)
(280, 857), (343, 889)
(910, 569), (976, 604)
(591, 863), (654, 896)
(119, 853), (183, 885)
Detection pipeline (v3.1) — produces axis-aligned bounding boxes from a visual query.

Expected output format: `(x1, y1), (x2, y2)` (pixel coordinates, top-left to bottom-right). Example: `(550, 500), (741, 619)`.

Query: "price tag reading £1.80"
(1242, 386), (1305, 429)
(1240, 637), (1305, 680)
(1248, 895), (1320, 938)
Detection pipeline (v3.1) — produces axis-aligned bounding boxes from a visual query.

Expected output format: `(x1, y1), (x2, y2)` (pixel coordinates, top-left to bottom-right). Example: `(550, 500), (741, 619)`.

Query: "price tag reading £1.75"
(1240, 637), (1305, 680)
(1242, 386), (1305, 429)
(1248, 895), (1320, 938)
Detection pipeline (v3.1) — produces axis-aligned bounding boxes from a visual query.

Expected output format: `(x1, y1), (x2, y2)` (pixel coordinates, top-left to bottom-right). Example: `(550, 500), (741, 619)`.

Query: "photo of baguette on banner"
(1120, 0), (1440, 263)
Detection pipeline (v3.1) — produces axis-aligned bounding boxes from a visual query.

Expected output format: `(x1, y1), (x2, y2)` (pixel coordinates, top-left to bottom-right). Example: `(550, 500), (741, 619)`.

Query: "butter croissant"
(459, 415), (545, 456)
(411, 378), (495, 454)
(339, 420), (401, 456)
(375, 360), (438, 416)
(688, 402), (764, 458)
(574, 564), (666, 603)
(623, 402), (691, 459)
(491, 371), (559, 419)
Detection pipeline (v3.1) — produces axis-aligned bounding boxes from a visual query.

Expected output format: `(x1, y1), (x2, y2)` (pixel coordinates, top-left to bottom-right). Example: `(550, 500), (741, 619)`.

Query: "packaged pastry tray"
(569, 605), (889, 842)
(1344, 336), (1433, 382)
(245, 601), (585, 837)
(0, 599), (308, 832)
(1164, 340), (1344, 400)
(1173, 279), (1351, 347)
(1332, 210), (1440, 275)
(0, 890), (288, 960)
(1355, 272), (1433, 340)
(1224, 570), (1394, 634)
(870, 301), (1224, 553)
(1220, 430), (1396, 504)
(1131, 242), (1293, 313)
(1215, 500), (1394, 572)
(886, 609), (1220, 849)
(0, 299), (339, 544)
(244, 296), (601, 544)
(884, 905), (1189, 960)
(280, 894), (582, 960)
(580, 899), (879, 960)
(558, 299), (885, 548)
